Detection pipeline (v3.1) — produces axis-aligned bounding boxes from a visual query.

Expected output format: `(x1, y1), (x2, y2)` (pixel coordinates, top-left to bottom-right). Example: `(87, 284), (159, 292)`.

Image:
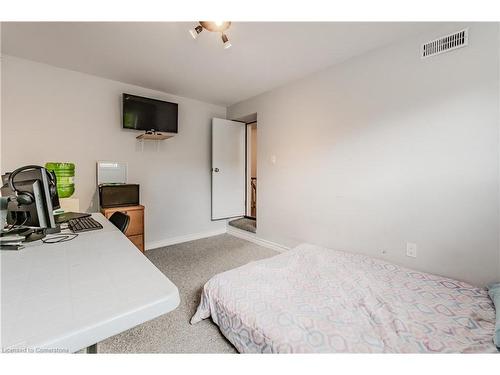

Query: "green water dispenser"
(45, 162), (75, 198)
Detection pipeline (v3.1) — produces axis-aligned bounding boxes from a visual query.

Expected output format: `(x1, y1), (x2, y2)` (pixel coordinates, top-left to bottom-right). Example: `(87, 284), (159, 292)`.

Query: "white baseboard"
(145, 227), (227, 251)
(145, 224), (291, 254)
(226, 225), (290, 253)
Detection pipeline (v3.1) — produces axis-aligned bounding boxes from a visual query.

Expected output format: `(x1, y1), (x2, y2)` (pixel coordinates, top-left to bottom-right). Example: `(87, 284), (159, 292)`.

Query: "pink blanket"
(191, 244), (497, 353)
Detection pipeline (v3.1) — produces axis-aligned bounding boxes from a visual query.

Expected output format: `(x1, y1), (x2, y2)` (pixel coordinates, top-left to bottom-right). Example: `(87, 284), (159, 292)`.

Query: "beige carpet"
(97, 234), (277, 353)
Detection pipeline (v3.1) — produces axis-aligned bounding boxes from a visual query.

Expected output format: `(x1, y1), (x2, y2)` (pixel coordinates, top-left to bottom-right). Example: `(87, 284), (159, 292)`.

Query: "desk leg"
(86, 344), (97, 354)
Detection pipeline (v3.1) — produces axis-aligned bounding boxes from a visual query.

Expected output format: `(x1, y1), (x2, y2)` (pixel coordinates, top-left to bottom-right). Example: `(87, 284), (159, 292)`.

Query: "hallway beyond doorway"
(228, 217), (256, 233)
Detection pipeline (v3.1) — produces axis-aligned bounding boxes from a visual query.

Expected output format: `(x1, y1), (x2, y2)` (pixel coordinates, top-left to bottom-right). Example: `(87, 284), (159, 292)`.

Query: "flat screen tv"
(122, 93), (178, 133)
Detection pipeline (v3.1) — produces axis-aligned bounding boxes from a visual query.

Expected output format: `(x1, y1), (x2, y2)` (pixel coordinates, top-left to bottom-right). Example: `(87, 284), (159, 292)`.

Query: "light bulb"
(214, 21), (223, 27)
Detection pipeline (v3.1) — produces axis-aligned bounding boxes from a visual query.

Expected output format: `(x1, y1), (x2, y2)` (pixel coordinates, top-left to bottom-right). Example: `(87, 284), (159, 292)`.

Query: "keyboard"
(68, 217), (103, 233)
(55, 212), (91, 224)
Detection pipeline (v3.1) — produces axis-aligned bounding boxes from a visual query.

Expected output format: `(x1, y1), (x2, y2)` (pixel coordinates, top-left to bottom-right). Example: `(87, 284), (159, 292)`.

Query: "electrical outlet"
(406, 242), (417, 258)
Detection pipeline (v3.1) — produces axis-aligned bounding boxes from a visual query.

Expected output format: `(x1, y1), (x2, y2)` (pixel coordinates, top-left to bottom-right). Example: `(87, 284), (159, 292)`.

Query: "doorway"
(211, 115), (257, 234)
(228, 119), (257, 233)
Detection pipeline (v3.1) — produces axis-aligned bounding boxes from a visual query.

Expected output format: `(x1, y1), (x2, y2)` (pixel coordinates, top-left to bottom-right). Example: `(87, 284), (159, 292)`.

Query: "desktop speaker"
(99, 184), (139, 208)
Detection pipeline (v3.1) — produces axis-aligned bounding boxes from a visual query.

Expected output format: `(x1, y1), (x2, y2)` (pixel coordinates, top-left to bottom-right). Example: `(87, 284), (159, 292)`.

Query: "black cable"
(3, 211), (28, 233)
(3, 210), (17, 232)
(42, 233), (79, 244)
(8, 215), (28, 233)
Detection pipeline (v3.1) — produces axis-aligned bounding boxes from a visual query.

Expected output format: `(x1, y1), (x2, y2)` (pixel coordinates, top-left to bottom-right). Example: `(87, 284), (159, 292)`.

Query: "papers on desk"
(0, 233), (25, 250)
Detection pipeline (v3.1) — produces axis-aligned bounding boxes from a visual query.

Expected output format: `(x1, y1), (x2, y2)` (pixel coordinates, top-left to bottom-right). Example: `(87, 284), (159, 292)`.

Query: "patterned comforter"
(191, 244), (497, 353)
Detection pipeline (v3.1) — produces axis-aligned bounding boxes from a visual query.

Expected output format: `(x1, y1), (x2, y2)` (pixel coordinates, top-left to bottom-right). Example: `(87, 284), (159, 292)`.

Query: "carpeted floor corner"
(97, 234), (277, 353)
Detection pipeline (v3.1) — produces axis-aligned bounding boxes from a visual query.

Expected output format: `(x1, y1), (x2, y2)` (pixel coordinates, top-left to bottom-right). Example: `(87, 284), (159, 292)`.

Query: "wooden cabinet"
(101, 205), (145, 252)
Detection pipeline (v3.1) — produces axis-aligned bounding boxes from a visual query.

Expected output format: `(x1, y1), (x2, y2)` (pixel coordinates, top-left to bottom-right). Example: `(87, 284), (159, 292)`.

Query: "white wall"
(1, 56), (226, 248)
(0, 24), (3, 173)
(228, 23), (500, 286)
(498, 26), (500, 282)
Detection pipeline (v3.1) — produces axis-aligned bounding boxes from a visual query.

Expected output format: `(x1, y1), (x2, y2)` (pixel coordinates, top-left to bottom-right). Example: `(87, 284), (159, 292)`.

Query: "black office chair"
(109, 212), (130, 234)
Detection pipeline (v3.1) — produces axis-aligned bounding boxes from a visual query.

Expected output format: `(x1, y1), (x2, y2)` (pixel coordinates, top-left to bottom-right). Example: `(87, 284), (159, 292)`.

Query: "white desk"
(0, 214), (180, 353)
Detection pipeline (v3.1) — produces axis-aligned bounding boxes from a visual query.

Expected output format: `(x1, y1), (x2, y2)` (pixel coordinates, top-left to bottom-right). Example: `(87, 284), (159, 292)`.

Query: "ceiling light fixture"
(189, 21), (232, 49)
(221, 33), (231, 49)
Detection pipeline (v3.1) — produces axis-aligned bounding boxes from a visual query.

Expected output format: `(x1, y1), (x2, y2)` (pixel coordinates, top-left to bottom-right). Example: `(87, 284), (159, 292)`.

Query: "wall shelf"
(136, 133), (174, 140)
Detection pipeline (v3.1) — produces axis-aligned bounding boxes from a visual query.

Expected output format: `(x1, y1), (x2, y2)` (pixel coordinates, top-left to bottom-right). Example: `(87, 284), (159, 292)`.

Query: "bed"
(191, 243), (497, 353)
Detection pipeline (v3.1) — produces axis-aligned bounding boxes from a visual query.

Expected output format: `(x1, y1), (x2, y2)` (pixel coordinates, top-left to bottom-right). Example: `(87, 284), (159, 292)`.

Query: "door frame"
(245, 121), (257, 219)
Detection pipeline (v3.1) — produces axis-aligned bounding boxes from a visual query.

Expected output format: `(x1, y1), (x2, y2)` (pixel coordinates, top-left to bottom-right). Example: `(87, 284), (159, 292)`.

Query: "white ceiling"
(1, 22), (438, 106)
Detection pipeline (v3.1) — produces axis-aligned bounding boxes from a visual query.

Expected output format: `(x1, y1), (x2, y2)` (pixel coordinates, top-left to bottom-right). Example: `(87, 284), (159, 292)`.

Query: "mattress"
(191, 244), (497, 353)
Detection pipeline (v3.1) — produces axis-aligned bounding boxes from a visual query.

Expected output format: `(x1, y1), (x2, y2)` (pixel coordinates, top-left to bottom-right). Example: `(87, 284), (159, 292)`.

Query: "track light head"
(221, 33), (232, 49)
(189, 22), (233, 48)
(189, 25), (203, 39)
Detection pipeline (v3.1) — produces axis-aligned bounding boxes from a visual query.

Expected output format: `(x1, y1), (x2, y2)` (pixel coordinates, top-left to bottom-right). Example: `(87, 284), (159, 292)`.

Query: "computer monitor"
(1, 168), (57, 229)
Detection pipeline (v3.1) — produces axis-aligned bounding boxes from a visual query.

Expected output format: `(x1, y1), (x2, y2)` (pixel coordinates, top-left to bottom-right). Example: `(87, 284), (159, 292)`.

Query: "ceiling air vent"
(421, 29), (468, 59)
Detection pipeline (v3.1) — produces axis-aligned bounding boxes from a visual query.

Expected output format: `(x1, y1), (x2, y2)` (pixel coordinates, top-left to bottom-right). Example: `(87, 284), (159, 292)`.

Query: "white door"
(212, 118), (246, 220)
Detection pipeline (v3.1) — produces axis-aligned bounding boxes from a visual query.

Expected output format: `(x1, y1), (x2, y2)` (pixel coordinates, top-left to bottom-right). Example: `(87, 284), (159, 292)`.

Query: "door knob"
(213, 168), (220, 172)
